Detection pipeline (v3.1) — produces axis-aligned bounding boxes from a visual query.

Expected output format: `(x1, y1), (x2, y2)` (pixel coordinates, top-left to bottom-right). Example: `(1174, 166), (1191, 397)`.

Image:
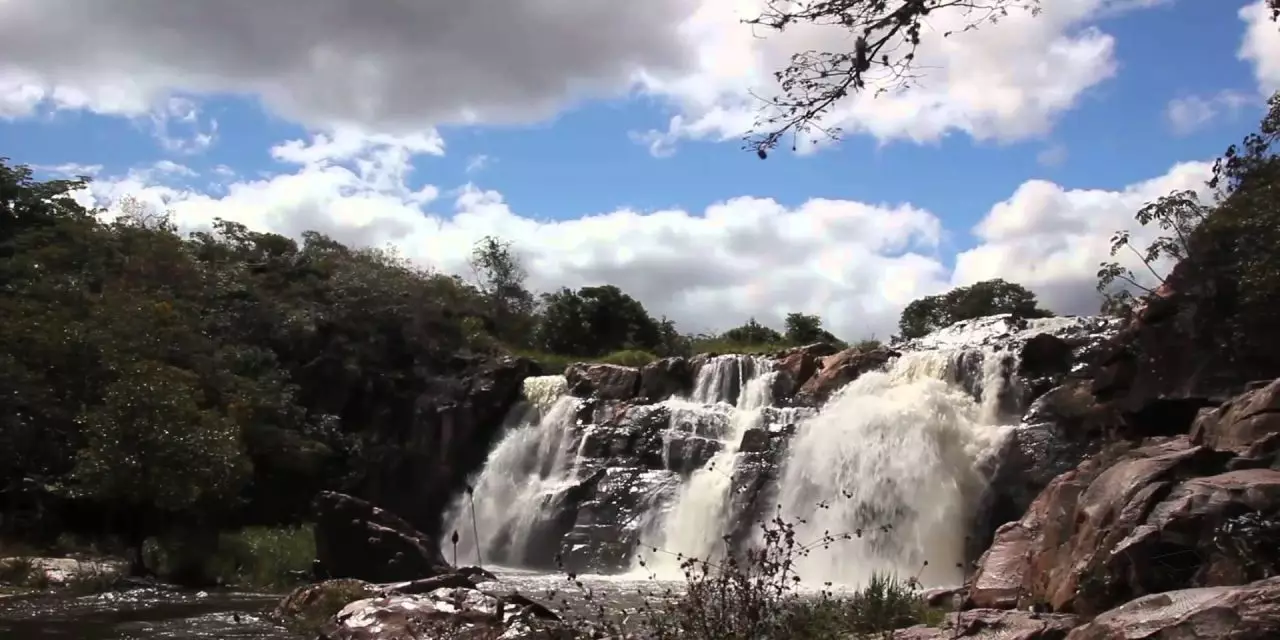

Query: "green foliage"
(203, 526), (315, 591)
(783, 312), (838, 345)
(69, 360), (250, 513)
(469, 235), (536, 345)
(722, 318), (785, 346)
(898, 279), (1053, 339)
(598, 349), (660, 367)
(534, 285), (666, 357)
(1098, 91), (1280, 365)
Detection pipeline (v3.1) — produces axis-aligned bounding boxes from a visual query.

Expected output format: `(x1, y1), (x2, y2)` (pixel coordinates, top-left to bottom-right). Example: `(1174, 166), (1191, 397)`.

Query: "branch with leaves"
(744, 0), (1040, 157)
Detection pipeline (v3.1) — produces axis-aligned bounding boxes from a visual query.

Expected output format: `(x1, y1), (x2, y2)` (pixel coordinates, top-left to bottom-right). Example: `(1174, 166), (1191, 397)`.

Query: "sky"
(1, 0), (1278, 341)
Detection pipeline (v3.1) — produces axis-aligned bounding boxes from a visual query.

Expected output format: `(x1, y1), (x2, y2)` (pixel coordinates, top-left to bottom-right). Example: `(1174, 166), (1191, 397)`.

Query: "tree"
(69, 360), (250, 572)
(783, 312), (839, 345)
(469, 235), (535, 345)
(535, 285), (664, 356)
(744, 0), (1039, 158)
(722, 318), (785, 345)
(898, 279), (1053, 339)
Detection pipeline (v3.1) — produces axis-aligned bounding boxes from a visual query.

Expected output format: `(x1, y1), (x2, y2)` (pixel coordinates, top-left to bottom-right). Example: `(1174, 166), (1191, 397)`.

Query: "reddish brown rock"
(565, 363), (641, 401)
(896, 609), (1080, 639)
(792, 346), (897, 406)
(1066, 577), (1280, 640)
(636, 357), (693, 402)
(1191, 377), (1280, 456)
(774, 342), (839, 389)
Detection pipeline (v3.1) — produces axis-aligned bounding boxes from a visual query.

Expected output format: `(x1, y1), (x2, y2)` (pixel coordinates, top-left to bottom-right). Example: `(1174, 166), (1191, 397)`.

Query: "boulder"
(1066, 577), (1280, 639)
(319, 587), (569, 640)
(896, 609), (1080, 639)
(793, 346), (897, 406)
(272, 579), (378, 634)
(774, 343), (839, 390)
(966, 434), (1280, 615)
(313, 491), (451, 583)
(565, 363), (641, 401)
(637, 357), (694, 402)
(1191, 377), (1280, 457)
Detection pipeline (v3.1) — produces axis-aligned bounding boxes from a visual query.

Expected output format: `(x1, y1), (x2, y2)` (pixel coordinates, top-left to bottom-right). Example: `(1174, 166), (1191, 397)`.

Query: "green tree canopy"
(898, 279), (1053, 339)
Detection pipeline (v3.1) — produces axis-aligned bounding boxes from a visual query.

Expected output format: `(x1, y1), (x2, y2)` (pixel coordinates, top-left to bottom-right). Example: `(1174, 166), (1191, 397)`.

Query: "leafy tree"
(722, 318), (785, 345)
(898, 279), (1053, 339)
(469, 235), (536, 345)
(536, 285), (663, 356)
(783, 312), (839, 345)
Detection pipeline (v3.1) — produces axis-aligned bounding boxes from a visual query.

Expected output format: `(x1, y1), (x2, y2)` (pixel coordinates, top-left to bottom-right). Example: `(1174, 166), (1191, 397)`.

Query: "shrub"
(598, 349), (659, 367)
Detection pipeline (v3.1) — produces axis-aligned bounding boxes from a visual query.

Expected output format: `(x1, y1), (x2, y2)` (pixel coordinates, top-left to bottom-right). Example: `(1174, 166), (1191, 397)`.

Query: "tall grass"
(145, 525), (315, 591)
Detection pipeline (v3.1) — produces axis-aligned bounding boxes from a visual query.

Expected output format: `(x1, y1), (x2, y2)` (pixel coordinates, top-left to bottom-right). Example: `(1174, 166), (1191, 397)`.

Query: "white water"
(643, 366), (781, 574)
(443, 375), (582, 567)
(772, 349), (1017, 588)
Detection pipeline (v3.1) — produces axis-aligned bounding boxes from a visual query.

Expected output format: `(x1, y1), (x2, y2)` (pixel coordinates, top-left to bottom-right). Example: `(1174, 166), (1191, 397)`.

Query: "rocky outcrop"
(1066, 577), (1280, 639)
(565, 363), (641, 401)
(356, 355), (540, 537)
(793, 346), (897, 406)
(313, 491), (450, 583)
(320, 586), (568, 640)
(969, 387), (1280, 616)
(637, 357), (694, 402)
(897, 609), (1080, 639)
(1190, 378), (1280, 457)
(774, 342), (839, 390)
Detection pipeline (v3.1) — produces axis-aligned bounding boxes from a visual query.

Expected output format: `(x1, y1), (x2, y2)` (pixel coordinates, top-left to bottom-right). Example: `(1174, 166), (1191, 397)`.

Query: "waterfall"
(641, 363), (782, 574)
(770, 348), (1018, 588)
(442, 375), (583, 568)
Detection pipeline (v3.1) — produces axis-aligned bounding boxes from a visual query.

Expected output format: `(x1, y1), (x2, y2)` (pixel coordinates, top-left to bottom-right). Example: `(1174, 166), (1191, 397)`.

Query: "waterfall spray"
(466, 484), (483, 567)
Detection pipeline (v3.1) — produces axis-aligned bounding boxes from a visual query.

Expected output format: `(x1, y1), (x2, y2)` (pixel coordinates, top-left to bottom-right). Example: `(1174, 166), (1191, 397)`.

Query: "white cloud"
(952, 160), (1214, 314)
(634, 0), (1123, 154)
(1166, 91), (1252, 135)
(70, 133), (1208, 340)
(1240, 1), (1280, 95)
(1037, 143), (1069, 167)
(465, 155), (493, 174)
(0, 0), (1146, 152)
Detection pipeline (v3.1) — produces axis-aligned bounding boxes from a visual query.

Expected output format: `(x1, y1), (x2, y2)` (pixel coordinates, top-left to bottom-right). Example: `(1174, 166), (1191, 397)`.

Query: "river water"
(0, 569), (674, 639)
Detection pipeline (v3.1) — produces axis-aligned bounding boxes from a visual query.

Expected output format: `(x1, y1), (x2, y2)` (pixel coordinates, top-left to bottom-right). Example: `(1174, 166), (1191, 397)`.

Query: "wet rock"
(793, 346), (897, 406)
(1066, 577), (1280, 639)
(1191, 377), (1280, 457)
(774, 343), (839, 390)
(896, 609), (1080, 639)
(637, 357), (694, 402)
(565, 363), (641, 401)
(313, 491), (450, 583)
(272, 579), (378, 633)
(320, 587), (569, 640)
(967, 434), (1280, 615)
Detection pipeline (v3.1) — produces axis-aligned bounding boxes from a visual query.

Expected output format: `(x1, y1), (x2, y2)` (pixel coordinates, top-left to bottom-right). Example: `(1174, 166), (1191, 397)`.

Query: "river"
(0, 569), (675, 639)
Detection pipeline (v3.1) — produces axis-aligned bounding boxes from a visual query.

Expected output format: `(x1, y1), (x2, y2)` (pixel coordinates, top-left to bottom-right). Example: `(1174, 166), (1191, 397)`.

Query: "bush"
(598, 349), (659, 367)
(144, 525), (315, 591)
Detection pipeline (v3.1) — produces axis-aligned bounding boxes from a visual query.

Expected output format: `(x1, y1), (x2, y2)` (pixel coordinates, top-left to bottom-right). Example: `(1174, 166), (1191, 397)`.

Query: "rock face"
(897, 609), (1080, 639)
(969, 381), (1280, 615)
(321, 586), (568, 640)
(565, 363), (642, 401)
(356, 355), (540, 537)
(313, 491), (451, 583)
(637, 357), (694, 402)
(1066, 577), (1280, 639)
(792, 345), (897, 406)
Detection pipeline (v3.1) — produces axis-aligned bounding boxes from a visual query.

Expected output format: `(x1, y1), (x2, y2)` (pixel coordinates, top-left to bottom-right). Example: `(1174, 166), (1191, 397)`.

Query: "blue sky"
(0, 0), (1276, 339)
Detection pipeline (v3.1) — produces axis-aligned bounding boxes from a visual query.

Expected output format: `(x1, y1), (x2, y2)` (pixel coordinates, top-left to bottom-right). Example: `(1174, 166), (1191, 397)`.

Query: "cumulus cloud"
(635, 0), (1123, 153)
(0, 0), (699, 131)
(1166, 91), (1253, 135)
(0, 0), (1147, 151)
(69, 133), (1209, 341)
(952, 160), (1214, 314)
(1240, 1), (1280, 95)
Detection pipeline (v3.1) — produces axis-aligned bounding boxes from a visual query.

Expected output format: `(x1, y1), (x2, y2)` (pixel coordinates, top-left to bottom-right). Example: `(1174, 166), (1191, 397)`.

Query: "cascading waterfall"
(443, 375), (582, 567)
(643, 362), (781, 573)
(771, 348), (1018, 588)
